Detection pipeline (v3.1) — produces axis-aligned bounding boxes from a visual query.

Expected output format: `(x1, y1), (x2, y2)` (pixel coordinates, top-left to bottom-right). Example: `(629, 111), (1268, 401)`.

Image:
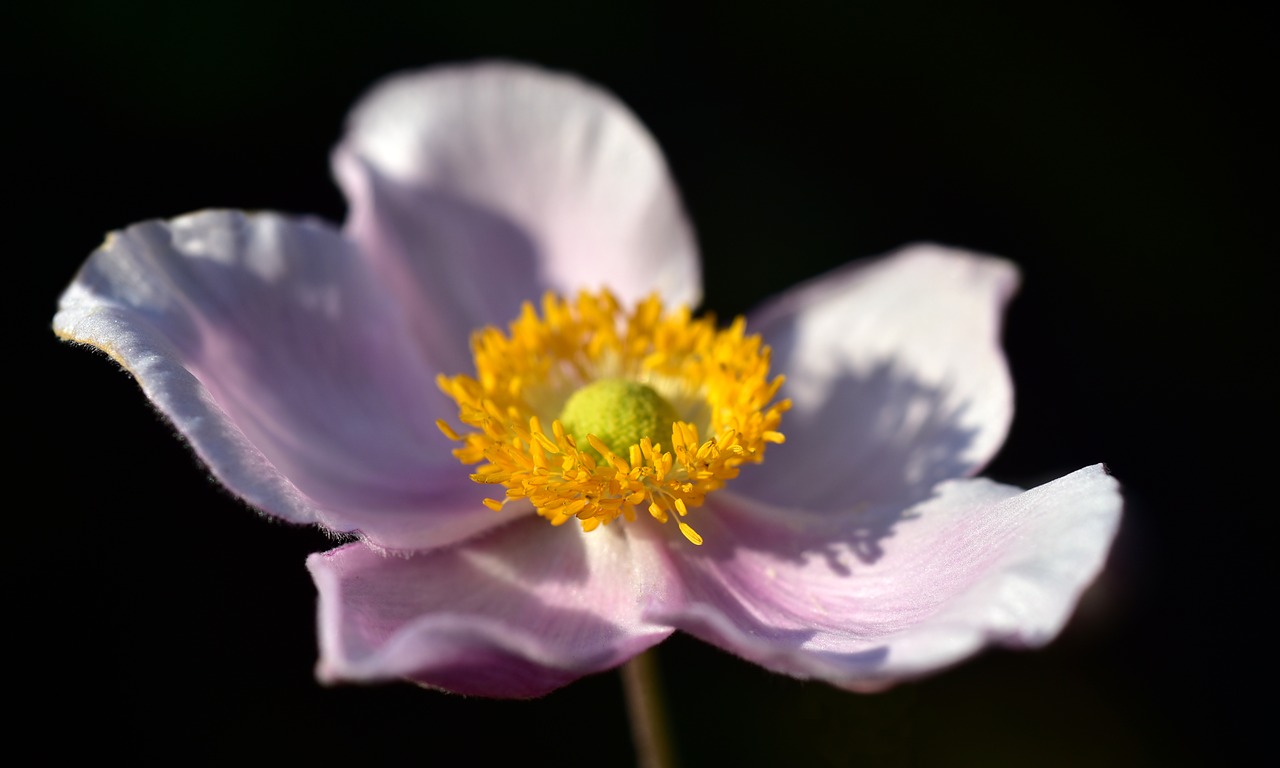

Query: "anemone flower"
(54, 61), (1121, 701)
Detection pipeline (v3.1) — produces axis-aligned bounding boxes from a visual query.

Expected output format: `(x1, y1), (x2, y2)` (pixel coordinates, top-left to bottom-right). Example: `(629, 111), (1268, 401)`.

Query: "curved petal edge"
(335, 59), (701, 335)
(652, 464), (1123, 692)
(308, 520), (676, 698)
(737, 243), (1020, 512)
(53, 209), (503, 551)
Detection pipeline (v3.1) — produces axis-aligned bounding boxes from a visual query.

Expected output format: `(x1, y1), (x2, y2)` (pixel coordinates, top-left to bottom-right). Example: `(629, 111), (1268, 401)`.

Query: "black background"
(16, 1), (1272, 765)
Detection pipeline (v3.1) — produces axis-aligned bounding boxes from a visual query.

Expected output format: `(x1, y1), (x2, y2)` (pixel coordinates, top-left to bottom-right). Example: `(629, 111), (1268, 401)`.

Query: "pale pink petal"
(333, 154), (544, 376)
(736, 244), (1020, 511)
(308, 519), (675, 698)
(334, 60), (700, 371)
(654, 465), (1121, 692)
(53, 210), (500, 551)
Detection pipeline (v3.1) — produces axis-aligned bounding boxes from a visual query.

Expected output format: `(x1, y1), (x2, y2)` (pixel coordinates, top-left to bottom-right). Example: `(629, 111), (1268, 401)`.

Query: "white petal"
(308, 519), (675, 697)
(737, 244), (1020, 511)
(54, 210), (499, 550)
(654, 465), (1122, 691)
(334, 61), (701, 371)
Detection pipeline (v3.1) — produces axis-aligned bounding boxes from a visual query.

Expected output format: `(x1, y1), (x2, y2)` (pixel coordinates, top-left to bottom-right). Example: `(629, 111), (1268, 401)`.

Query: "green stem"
(621, 648), (676, 768)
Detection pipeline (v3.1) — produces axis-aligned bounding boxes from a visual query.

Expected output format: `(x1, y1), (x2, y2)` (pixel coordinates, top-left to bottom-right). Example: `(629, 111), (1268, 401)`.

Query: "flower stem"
(621, 648), (676, 768)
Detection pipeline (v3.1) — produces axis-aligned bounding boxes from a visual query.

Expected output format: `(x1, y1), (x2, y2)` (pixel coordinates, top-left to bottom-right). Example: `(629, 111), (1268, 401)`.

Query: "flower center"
(559, 379), (679, 461)
(436, 290), (790, 545)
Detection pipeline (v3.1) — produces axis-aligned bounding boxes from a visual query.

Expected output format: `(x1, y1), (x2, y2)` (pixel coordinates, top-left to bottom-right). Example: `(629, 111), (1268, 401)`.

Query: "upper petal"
(334, 60), (701, 371)
(736, 244), (1020, 511)
(54, 210), (500, 550)
(652, 465), (1122, 691)
(308, 518), (676, 698)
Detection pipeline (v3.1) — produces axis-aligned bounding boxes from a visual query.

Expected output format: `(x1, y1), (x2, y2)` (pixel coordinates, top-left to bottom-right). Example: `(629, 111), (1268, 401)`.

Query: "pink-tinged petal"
(654, 465), (1121, 692)
(308, 518), (675, 698)
(736, 244), (1020, 511)
(54, 210), (500, 550)
(333, 153), (543, 376)
(334, 60), (700, 370)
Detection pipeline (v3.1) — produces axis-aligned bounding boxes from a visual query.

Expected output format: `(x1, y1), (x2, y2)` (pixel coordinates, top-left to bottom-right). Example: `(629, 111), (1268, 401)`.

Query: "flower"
(54, 61), (1122, 698)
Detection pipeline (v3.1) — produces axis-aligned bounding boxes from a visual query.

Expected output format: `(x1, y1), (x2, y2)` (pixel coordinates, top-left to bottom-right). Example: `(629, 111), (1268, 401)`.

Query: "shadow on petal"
(743, 362), (986, 510)
(339, 152), (549, 377)
(314, 521), (674, 698)
(60, 211), (500, 549)
(729, 359), (989, 570)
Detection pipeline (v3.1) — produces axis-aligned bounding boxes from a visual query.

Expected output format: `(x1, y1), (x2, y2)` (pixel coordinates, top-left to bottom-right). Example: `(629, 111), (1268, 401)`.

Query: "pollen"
(436, 290), (790, 545)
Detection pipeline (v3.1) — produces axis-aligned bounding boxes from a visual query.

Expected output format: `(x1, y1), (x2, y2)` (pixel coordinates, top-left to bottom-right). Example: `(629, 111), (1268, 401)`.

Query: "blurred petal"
(335, 60), (701, 371)
(655, 465), (1121, 691)
(736, 244), (1019, 511)
(333, 154), (542, 375)
(54, 210), (499, 550)
(308, 519), (675, 698)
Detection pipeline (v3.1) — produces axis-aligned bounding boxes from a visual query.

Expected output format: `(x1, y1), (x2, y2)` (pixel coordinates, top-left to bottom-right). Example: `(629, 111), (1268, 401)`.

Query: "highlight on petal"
(334, 60), (701, 364)
(652, 465), (1121, 692)
(735, 244), (1020, 512)
(308, 519), (674, 698)
(53, 210), (501, 551)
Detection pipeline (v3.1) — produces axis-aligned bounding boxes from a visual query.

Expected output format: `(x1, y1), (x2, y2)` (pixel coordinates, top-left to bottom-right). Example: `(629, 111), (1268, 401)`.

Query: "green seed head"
(558, 378), (678, 458)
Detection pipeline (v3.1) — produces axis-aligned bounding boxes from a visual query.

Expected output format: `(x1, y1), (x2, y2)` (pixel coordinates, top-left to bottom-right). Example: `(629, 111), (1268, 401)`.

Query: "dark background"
(16, 1), (1271, 765)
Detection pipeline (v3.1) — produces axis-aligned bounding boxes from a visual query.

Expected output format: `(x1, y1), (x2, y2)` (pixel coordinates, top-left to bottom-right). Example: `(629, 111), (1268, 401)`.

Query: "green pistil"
(559, 379), (678, 459)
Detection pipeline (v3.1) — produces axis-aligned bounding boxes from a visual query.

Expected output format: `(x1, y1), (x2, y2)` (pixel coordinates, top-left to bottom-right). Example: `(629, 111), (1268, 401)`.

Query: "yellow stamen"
(436, 290), (790, 545)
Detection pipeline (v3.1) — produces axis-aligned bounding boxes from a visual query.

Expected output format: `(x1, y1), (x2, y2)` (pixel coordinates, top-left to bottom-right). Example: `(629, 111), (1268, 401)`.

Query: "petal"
(736, 244), (1020, 511)
(54, 210), (499, 550)
(332, 153), (543, 376)
(653, 465), (1121, 691)
(334, 60), (701, 370)
(308, 518), (675, 698)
